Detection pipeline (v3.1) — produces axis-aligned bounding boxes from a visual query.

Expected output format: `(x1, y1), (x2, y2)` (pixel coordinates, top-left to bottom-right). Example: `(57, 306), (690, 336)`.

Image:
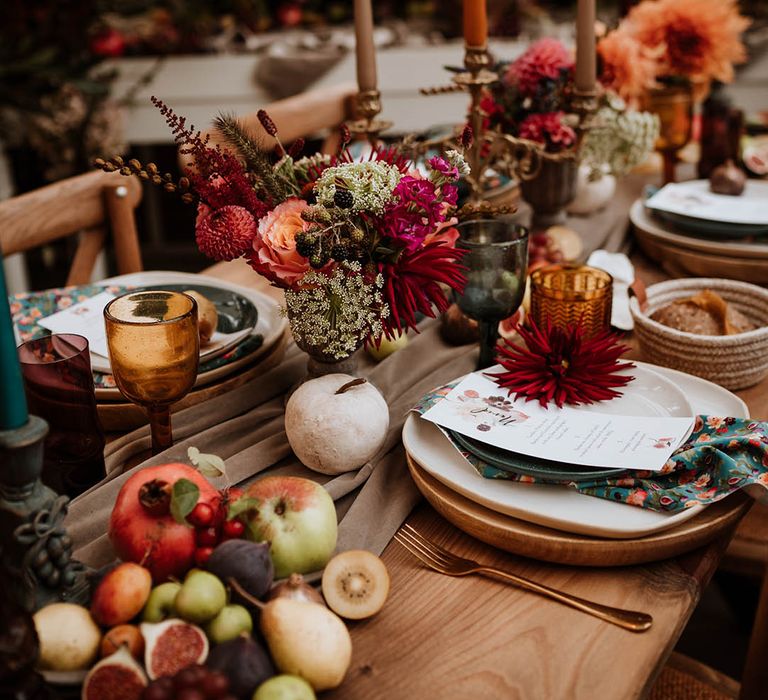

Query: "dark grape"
(47, 536), (65, 558)
(200, 672), (230, 697)
(142, 682), (172, 700)
(173, 665), (207, 690)
(54, 551), (71, 568)
(32, 549), (49, 568)
(45, 569), (61, 587)
(175, 690), (206, 700)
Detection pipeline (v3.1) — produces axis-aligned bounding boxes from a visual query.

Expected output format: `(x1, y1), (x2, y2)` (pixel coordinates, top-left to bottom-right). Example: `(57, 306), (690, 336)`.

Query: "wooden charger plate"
(98, 330), (288, 431)
(406, 453), (752, 566)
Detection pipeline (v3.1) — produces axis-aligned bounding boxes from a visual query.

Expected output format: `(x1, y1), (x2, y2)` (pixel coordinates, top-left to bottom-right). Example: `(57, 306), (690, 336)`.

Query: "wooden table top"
(203, 255), (764, 700)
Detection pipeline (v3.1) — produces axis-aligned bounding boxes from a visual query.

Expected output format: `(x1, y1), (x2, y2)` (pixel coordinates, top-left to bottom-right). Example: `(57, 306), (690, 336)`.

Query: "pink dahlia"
(506, 38), (573, 96)
(196, 205), (258, 261)
(519, 112), (576, 152)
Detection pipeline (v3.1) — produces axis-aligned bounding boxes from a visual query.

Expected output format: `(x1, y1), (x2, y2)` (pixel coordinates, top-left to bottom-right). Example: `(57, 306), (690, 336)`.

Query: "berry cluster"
(187, 501), (246, 567)
(142, 665), (235, 700)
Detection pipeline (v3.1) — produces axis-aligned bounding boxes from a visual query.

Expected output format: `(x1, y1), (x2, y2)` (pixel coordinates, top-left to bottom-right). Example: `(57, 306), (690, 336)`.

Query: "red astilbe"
(379, 242), (466, 338)
(490, 320), (635, 408)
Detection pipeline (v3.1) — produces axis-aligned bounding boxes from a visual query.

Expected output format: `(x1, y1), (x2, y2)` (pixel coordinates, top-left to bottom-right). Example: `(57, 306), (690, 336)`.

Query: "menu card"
(37, 291), (115, 358)
(420, 370), (695, 472)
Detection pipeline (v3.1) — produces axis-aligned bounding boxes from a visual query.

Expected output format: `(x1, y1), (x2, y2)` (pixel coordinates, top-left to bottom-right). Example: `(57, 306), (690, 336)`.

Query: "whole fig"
(206, 634), (275, 698)
(205, 539), (274, 601)
(709, 159), (746, 196)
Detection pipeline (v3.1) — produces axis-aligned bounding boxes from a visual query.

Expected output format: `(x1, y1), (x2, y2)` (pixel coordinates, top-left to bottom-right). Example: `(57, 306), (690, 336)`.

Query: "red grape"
(194, 546), (214, 567)
(222, 519), (245, 539)
(188, 503), (215, 528)
(196, 527), (219, 547)
(200, 672), (230, 697)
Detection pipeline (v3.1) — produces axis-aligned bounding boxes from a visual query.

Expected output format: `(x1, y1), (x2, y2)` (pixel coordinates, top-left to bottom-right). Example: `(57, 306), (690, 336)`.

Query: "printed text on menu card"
(420, 371), (695, 471)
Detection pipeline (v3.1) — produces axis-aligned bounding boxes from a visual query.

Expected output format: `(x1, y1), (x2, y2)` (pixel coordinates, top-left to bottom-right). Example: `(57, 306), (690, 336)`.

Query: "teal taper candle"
(0, 250), (29, 430)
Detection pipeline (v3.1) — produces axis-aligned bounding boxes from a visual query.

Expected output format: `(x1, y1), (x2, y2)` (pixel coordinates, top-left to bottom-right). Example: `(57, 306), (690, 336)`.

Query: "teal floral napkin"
(413, 383), (768, 514)
(10, 284), (264, 389)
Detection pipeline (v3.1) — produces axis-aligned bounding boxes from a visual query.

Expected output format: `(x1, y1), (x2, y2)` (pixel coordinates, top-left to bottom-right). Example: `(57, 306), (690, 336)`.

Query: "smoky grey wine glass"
(454, 220), (529, 369)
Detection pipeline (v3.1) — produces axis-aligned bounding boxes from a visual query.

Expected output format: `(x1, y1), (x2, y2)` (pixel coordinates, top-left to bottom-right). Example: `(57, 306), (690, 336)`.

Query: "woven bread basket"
(629, 278), (768, 390)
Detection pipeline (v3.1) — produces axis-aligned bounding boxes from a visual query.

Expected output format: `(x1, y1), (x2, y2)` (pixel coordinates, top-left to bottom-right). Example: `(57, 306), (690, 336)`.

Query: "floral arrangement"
(490, 320), (635, 408)
(579, 95), (659, 180)
(97, 101), (470, 359)
(482, 38), (577, 153)
(598, 0), (751, 102)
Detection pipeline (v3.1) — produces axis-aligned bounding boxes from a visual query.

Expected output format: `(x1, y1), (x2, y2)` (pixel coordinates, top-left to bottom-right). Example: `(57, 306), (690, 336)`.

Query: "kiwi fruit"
(321, 550), (390, 620)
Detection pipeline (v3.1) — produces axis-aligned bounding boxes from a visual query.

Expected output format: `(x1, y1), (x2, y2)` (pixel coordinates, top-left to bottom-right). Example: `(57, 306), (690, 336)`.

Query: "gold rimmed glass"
(104, 290), (199, 454)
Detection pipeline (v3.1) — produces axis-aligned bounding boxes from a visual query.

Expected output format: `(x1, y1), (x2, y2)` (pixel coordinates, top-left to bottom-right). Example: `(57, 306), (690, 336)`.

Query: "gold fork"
(395, 524), (653, 633)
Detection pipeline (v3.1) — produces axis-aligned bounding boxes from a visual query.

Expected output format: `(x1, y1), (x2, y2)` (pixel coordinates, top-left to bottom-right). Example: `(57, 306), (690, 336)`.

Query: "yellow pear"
(260, 597), (352, 691)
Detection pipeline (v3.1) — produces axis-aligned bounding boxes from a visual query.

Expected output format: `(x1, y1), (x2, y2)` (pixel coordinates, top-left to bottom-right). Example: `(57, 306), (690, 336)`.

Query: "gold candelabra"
(347, 89), (393, 144)
(419, 44), (599, 205)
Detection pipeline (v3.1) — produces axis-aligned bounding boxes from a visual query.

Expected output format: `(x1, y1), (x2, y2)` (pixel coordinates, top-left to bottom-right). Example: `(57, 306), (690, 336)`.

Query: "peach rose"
(252, 198), (311, 286)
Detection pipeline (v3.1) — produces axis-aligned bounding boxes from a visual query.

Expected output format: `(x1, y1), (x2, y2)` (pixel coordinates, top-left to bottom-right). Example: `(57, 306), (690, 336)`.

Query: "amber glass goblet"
(643, 82), (694, 185)
(104, 291), (199, 454)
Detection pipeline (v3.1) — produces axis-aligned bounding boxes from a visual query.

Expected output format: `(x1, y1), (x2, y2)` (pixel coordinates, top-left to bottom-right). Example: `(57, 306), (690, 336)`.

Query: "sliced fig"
(82, 646), (147, 700)
(321, 550), (389, 620)
(141, 619), (209, 680)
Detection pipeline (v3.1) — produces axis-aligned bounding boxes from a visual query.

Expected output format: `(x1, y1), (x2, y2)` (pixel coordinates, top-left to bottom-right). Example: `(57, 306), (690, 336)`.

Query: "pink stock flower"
(381, 176), (446, 251)
(248, 198), (311, 286)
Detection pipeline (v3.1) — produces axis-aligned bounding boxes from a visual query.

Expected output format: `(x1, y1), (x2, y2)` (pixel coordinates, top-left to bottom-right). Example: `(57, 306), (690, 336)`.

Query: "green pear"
(253, 674), (316, 700)
(142, 581), (182, 622)
(205, 604), (253, 644)
(260, 597), (351, 691)
(174, 569), (226, 624)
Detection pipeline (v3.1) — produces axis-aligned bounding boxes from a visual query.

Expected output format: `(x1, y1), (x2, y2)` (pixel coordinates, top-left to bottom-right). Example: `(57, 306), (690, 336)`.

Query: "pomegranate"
(82, 646), (147, 700)
(109, 464), (219, 582)
(141, 619), (209, 680)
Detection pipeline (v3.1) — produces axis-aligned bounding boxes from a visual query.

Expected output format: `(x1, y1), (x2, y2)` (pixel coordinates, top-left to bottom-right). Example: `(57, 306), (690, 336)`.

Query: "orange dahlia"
(598, 27), (660, 102)
(626, 0), (750, 83)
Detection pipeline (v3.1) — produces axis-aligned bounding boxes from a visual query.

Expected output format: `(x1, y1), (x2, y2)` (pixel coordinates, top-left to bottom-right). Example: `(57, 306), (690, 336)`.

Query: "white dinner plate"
(94, 271), (287, 401)
(403, 361), (749, 539)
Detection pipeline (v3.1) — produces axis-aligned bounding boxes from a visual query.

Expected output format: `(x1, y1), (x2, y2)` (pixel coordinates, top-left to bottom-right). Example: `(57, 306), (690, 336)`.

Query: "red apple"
(243, 476), (337, 579)
(91, 563), (152, 627)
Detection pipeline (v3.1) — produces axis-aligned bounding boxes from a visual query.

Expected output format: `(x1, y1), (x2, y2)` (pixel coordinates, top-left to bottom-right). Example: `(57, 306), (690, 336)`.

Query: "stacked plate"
(632, 180), (768, 283)
(11, 271), (288, 430)
(402, 362), (751, 566)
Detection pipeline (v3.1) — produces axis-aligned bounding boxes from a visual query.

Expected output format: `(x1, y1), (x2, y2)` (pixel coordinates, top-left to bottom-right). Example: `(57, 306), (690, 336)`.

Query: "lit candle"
(0, 250), (29, 430)
(354, 0), (377, 92)
(463, 0), (488, 47)
(575, 0), (597, 93)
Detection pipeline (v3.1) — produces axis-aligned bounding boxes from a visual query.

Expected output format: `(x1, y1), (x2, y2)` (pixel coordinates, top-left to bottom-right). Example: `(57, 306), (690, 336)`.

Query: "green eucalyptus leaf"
(170, 478), (200, 525)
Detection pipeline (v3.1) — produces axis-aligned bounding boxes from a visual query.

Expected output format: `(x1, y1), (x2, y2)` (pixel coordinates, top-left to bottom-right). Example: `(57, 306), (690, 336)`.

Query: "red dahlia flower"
(379, 242), (466, 338)
(505, 38), (573, 96)
(196, 205), (258, 261)
(490, 320), (635, 408)
(519, 112), (576, 152)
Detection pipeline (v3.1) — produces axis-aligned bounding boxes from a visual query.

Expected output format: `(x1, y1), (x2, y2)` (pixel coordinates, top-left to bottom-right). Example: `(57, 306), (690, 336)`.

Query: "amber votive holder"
(530, 264), (613, 337)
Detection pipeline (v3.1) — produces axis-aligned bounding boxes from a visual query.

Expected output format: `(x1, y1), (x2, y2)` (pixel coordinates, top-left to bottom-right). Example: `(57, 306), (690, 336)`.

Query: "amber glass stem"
(148, 405), (173, 455)
(661, 149), (677, 185)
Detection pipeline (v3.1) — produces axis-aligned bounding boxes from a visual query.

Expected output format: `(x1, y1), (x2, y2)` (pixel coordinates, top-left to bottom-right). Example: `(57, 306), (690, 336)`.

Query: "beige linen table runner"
(68, 322), (477, 571)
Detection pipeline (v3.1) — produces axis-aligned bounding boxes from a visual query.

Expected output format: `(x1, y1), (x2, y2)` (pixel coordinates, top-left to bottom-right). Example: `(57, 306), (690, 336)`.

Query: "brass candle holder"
(419, 44), (599, 206)
(347, 89), (393, 144)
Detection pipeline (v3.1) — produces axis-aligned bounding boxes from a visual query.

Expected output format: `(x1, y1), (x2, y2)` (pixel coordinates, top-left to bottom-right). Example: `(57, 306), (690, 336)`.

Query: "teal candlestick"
(0, 251), (29, 430)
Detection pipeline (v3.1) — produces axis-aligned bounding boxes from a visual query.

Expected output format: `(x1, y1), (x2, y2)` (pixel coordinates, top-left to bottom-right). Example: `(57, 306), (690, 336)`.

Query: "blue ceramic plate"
(449, 429), (631, 484)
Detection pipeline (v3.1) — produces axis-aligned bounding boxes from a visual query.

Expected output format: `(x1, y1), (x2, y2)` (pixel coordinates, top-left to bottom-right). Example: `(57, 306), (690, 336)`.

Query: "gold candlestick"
(347, 89), (393, 145)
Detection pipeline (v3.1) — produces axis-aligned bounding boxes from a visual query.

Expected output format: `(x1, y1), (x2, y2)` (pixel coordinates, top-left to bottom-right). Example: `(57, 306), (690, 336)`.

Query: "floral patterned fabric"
(413, 383), (768, 514)
(10, 284), (263, 390)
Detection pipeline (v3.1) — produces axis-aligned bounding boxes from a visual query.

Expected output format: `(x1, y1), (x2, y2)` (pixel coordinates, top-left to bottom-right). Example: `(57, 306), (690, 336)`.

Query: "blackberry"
(331, 242), (351, 260)
(334, 188), (354, 209)
(309, 254), (324, 268)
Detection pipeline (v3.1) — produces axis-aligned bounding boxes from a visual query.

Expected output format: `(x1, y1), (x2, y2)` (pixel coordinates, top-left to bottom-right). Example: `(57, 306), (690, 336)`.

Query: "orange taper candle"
(354, 0), (378, 92)
(463, 0), (488, 48)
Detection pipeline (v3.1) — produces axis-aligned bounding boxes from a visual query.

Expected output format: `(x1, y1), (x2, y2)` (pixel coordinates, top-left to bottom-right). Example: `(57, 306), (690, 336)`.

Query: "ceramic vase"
(520, 155), (578, 230)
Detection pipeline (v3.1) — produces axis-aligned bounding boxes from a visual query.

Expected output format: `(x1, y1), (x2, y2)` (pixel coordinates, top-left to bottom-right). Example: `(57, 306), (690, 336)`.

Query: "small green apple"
(205, 604), (253, 644)
(253, 674), (316, 700)
(173, 569), (226, 624)
(366, 331), (408, 361)
(142, 581), (181, 622)
(244, 476), (337, 579)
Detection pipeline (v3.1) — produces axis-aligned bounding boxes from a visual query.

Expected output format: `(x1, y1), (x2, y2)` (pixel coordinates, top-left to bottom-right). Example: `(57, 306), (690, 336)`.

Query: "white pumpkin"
(285, 374), (389, 475)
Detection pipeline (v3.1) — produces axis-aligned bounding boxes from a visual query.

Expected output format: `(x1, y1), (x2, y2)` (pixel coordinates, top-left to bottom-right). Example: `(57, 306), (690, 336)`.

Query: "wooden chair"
(650, 559), (768, 700)
(179, 81), (358, 172)
(0, 170), (143, 287)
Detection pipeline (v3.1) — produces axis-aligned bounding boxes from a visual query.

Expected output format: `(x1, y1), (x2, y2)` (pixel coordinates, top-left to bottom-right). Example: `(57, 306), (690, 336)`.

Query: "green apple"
(205, 604), (253, 644)
(142, 581), (181, 622)
(253, 674), (316, 700)
(173, 569), (226, 624)
(366, 331), (408, 361)
(243, 476), (338, 579)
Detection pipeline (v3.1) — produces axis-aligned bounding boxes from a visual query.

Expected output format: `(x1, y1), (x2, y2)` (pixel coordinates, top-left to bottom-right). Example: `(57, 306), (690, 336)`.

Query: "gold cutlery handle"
(478, 567), (653, 633)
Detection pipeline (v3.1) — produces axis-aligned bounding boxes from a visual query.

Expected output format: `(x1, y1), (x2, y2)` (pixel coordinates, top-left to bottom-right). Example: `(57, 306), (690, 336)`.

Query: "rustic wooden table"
(201, 254), (766, 700)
